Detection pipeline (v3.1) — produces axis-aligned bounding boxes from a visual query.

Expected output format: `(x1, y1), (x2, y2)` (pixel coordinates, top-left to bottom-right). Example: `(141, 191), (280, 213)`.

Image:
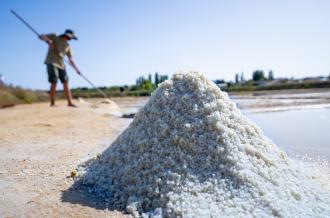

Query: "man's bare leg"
(63, 82), (76, 107)
(50, 83), (57, 106)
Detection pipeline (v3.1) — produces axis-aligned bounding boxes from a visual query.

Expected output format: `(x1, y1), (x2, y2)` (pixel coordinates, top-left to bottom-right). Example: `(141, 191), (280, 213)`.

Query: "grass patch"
(0, 85), (48, 106)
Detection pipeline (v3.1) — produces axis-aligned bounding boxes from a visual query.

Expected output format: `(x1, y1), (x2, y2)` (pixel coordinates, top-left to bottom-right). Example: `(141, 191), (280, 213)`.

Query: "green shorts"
(47, 64), (69, 83)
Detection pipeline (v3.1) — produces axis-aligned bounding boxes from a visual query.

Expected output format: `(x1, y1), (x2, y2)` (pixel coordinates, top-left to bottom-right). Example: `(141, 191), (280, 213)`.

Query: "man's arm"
(68, 57), (81, 75)
(39, 34), (54, 49)
(66, 47), (80, 74)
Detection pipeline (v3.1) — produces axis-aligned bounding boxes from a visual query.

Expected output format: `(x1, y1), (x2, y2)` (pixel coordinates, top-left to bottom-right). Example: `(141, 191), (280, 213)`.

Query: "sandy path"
(0, 100), (131, 218)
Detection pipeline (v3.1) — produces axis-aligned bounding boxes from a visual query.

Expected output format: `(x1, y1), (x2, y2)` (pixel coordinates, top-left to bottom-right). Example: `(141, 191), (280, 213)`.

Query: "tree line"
(234, 70), (274, 84)
(131, 72), (168, 91)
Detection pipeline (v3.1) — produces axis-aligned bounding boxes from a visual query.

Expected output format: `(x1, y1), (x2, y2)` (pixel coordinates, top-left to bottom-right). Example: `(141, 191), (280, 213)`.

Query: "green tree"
(136, 76), (146, 86)
(268, 70), (274, 80)
(155, 72), (159, 85)
(141, 80), (153, 90)
(213, 79), (225, 84)
(135, 75), (153, 90)
(252, 70), (265, 81)
(159, 75), (168, 83)
(235, 73), (239, 83)
(240, 72), (245, 83)
(154, 73), (168, 85)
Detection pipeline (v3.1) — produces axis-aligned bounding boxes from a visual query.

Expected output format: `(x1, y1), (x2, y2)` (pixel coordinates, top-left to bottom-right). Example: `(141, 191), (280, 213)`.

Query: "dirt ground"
(0, 98), (135, 218)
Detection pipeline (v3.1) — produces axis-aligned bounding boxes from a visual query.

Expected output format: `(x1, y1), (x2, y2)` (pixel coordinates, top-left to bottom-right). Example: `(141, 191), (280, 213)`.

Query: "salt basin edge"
(69, 71), (330, 218)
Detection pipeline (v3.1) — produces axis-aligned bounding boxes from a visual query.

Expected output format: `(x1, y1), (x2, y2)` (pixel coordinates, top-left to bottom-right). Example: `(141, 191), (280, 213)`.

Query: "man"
(39, 29), (80, 107)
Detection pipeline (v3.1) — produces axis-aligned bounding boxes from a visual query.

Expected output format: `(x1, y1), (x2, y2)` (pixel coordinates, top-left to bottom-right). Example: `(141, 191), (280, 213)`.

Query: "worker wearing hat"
(39, 29), (80, 107)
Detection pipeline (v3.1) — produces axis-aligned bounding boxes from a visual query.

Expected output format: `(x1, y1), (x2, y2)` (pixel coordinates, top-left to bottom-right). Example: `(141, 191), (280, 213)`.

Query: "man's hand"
(39, 34), (53, 46)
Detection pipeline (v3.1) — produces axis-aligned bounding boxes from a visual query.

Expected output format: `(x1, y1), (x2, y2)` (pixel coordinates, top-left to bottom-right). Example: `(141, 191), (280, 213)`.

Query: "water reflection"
(246, 108), (330, 161)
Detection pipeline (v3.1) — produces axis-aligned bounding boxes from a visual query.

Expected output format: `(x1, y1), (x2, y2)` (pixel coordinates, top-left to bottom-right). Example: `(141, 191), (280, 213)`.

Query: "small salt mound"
(77, 97), (89, 105)
(80, 72), (330, 217)
(78, 97), (86, 103)
(101, 99), (116, 104)
(91, 99), (120, 110)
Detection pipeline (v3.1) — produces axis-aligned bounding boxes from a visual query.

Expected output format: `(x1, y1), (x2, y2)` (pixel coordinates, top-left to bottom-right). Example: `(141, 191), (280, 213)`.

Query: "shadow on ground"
(60, 155), (122, 212)
(61, 181), (111, 210)
(60, 131), (129, 213)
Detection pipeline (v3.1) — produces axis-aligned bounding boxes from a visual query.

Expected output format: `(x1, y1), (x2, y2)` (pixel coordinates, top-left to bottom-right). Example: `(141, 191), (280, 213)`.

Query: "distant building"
(302, 76), (327, 82)
(217, 83), (228, 88)
(253, 81), (270, 86)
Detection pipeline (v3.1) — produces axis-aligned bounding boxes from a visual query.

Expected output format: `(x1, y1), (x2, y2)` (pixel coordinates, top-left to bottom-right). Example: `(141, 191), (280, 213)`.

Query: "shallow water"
(246, 108), (330, 161)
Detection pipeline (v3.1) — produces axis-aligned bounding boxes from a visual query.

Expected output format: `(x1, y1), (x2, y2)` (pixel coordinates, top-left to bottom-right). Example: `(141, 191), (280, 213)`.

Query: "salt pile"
(91, 99), (120, 109)
(77, 97), (89, 105)
(80, 72), (330, 217)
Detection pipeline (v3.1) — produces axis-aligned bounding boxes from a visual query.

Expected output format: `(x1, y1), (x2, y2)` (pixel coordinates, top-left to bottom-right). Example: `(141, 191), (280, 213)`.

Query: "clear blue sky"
(1, 0), (330, 90)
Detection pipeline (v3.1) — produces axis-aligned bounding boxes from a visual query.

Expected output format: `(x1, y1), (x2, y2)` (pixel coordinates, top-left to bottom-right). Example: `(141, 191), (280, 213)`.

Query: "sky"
(1, 0), (330, 90)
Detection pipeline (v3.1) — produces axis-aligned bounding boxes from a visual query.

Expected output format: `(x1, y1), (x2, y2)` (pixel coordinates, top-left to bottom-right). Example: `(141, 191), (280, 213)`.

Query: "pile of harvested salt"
(80, 72), (330, 217)
(91, 99), (120, 108)
(77, 97), (89, 105)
